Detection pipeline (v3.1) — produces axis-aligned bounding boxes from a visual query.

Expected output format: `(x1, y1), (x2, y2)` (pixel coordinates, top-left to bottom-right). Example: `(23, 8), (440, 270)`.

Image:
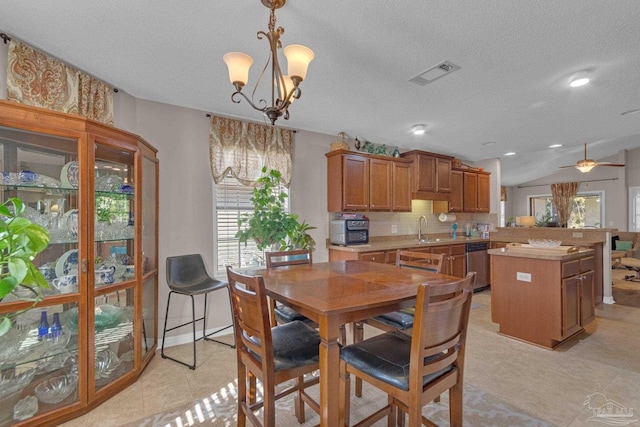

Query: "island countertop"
(488, 246), (594, 261)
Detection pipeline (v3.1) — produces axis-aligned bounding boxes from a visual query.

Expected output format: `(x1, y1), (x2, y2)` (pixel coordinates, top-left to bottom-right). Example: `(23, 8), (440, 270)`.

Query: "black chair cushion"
(248, 320), (320, 371)
(274, 304), (311, 323)
(340, 331), (452, 391)
(373, 310), (414, 330)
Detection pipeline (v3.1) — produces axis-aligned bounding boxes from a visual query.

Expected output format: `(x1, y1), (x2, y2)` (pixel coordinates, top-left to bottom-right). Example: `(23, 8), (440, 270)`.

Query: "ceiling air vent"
(409, 61), (461, 86)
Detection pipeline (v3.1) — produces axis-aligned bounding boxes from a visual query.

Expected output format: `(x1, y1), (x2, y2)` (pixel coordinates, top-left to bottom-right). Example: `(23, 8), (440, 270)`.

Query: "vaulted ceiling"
(2, 0), (640, 185)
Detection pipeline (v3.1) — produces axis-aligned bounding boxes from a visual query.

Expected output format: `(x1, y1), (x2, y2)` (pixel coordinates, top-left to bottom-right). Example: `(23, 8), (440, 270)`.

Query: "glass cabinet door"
(91, 141), (136, 393)
(0, 127), (82, 425)
(141, 155), (158, 357)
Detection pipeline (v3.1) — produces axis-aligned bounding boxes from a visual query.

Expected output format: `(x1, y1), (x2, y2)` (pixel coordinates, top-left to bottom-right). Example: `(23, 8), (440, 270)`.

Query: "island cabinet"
(0, 101), (158, 426)
(400, 150), (453, 201)
(489, 248), (595, 349)
(326, 150), (412, 212)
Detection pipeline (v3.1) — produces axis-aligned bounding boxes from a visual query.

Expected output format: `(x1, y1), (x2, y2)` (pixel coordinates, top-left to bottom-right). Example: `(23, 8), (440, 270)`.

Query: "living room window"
(529, 191), (603, 228)
(214, 173), (289, 276)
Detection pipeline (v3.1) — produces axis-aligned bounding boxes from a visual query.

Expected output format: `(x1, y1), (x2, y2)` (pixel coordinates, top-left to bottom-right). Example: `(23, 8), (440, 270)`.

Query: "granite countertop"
(327, 236), (487, 252)
(488, 246), (594, 261)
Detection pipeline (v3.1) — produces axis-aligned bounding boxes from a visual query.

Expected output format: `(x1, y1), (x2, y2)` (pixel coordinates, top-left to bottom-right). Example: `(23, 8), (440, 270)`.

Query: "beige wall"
(0, 41), (7, 99)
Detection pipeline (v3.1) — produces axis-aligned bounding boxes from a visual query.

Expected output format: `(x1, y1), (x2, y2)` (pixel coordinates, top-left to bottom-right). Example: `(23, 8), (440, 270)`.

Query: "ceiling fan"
(559, 143), (625, 173)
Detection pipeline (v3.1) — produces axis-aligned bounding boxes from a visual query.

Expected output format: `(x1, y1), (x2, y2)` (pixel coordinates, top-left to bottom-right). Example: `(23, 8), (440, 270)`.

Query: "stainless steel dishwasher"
(466, 242), (489, 291)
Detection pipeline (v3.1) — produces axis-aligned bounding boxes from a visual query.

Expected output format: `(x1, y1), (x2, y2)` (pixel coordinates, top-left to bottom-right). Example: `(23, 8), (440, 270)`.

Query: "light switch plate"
(391, 224), (398, 234)
(517, 272), (532, 282)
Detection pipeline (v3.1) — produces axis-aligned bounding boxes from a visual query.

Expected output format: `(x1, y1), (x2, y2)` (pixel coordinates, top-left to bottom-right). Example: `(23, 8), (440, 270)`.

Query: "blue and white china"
(55, 249), (79, 278)
(60, 161), (79, 189)
(52, 275), (77, 294)
(18, 170), (38, 184)
(95, 265), (116, 285)
(38, 262), (57, 281)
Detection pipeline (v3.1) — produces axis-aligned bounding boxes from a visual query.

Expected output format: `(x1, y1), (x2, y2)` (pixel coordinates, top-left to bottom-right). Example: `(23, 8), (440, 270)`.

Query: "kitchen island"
(489, 245), (595, 349)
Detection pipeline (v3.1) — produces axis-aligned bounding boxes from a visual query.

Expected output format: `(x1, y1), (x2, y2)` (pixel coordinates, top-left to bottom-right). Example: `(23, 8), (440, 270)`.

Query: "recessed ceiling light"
(569, 68), (594, 88)
(569, 77), (590, 88)
(503, 152), (516, 156)
(548, 144), (563, 148)
(621, 108), (640, 116)
(412, 124), (427, 135)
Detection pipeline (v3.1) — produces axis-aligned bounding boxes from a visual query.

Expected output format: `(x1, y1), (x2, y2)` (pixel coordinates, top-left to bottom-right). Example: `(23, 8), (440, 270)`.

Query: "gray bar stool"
(161, 254), (235, 370)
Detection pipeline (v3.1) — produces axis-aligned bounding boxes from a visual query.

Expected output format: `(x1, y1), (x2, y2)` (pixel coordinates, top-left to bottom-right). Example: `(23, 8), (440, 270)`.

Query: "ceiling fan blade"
(559, 165), (578, 169)
(594, 163), (625, 167)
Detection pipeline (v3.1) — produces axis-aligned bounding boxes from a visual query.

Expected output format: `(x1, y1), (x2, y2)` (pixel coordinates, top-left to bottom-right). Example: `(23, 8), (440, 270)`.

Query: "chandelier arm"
(230, 91), (268, 112)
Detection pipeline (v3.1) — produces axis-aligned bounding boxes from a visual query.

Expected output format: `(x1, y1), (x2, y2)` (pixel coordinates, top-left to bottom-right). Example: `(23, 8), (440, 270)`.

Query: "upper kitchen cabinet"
(400, 150), (453, 201)
(326, 150), (412, 212)
(449, 167), (491, 213)
(0, 101), (158, 427)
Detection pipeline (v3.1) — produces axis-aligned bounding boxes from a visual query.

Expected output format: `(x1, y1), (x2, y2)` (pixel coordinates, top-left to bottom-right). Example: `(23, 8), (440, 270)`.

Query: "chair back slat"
(396, 250), (445, 273)
(266, 249), (313, 268)
(226, 267), (275, 370)
(409, 272), (475, 390)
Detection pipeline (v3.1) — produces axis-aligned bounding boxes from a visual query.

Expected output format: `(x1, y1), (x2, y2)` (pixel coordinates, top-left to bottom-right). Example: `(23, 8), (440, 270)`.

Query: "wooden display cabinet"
(0, 101), (158, 426)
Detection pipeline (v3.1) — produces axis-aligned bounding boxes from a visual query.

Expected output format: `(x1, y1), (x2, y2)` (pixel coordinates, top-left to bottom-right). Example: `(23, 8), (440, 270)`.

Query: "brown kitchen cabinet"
(326, 150), (412, 212)
(431, 244), (466, 278)
(452, 169), (491, 213)
(401, 150), (453, 201)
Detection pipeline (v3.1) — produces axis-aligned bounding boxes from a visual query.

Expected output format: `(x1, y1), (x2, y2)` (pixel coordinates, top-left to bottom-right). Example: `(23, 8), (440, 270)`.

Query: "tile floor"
(59, 275), (640, 427)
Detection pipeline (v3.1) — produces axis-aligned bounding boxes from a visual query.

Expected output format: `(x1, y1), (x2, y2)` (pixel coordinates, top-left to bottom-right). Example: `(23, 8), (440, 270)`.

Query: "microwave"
(330, 219), (369, 246)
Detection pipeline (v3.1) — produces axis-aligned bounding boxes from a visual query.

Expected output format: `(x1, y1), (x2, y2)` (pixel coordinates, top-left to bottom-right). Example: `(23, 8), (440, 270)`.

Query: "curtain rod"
(516, 177), (618, 189)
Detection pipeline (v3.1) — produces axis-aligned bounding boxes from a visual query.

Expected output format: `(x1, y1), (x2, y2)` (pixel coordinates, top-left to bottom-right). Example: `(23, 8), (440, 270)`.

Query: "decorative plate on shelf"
(527, 239), (562, 248)
(60, 161), (79, 189)
(55, 249), (79, 278)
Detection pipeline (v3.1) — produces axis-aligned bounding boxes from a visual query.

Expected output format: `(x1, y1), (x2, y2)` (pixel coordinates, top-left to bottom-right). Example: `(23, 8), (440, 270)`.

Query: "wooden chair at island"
(226, 266), (321, 427)
(339, 272), (475, 427)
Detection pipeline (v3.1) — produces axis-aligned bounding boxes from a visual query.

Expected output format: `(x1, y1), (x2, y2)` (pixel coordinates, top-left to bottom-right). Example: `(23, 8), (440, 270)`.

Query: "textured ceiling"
(1, 0), (640, 185)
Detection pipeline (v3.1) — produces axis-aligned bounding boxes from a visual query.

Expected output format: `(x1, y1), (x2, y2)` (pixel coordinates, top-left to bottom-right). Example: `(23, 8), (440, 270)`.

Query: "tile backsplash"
(342, 200), (498, 237)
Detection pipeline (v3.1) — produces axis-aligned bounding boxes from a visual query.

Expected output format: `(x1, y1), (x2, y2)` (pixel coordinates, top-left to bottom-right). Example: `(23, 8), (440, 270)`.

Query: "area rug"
(120, 379), (554, 427)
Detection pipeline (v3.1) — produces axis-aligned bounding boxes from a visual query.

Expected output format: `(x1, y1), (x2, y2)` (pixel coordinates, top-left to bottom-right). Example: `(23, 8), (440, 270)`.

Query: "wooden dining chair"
(265, 249), (347, 345)
(265, 249), (313, 326)
(340, 272), (475, 427)
(353, 251), (446, 397)
(226, 266), (321, 427)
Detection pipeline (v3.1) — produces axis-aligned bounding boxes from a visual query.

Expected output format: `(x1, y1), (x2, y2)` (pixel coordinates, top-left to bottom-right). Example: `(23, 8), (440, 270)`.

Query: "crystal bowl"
(0, 368), (36, 421)
(528, 239), (562, 248)
(34, 374), (78, 404)
(0, 327), (29, 364)
(95, 349), (122, 380)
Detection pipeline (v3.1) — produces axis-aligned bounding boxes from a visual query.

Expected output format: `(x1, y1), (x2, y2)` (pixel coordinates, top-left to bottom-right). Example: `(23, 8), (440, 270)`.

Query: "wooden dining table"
(246, 260), (461, 427)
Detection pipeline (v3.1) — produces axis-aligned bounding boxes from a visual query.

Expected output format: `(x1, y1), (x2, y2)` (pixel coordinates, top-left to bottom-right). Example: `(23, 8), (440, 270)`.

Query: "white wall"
(0, 40), (7, 99)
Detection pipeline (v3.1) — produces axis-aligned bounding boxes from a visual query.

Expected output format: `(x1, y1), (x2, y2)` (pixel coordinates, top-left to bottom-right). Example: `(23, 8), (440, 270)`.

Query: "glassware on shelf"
(51, 313), (62, 337)
(13, 395), (38, 421)
(34, 373), (78, 404)
(38, 311), (50, 340)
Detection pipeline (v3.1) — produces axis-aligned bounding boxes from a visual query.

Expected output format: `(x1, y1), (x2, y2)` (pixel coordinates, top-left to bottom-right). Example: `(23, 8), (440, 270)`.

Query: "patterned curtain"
(209, 115), (294, 187)
(7, 40), (114, 125)
(550, 182), (579, 227)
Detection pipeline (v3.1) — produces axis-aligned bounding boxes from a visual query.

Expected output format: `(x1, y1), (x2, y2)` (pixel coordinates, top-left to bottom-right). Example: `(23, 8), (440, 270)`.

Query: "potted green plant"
(0, 198), (50, 336)
(236, 167), (316, 252)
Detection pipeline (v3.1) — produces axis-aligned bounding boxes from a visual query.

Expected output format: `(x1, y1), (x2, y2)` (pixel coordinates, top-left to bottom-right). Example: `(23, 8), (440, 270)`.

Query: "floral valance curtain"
(550, 182), (579, 227)
(6, 40), (114, 125)
(209, 115), (294, 187)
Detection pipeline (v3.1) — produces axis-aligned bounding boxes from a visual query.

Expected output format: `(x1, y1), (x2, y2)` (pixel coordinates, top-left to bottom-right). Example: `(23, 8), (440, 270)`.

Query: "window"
(214, 173), (288, 275)
(528, 192), (603, 228)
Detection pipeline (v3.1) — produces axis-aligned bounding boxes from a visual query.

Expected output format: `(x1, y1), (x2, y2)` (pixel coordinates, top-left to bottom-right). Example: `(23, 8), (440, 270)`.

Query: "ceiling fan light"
(576, 164), (595, 173)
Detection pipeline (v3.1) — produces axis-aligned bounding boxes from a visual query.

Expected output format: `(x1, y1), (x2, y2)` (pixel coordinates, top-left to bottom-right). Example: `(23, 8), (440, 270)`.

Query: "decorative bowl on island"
(528, 239), (562, 248)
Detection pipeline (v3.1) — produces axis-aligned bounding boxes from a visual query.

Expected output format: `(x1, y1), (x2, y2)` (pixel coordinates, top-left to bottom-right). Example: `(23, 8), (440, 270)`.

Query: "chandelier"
(223, 0), (314, 125)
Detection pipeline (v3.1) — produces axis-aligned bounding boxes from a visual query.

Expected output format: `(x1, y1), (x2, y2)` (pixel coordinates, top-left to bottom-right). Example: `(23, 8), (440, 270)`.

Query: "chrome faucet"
(418, 215), (429, 242)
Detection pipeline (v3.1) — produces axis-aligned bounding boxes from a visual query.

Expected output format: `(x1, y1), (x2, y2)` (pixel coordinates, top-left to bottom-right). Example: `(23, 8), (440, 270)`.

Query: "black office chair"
(161, 254), (235, 370)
